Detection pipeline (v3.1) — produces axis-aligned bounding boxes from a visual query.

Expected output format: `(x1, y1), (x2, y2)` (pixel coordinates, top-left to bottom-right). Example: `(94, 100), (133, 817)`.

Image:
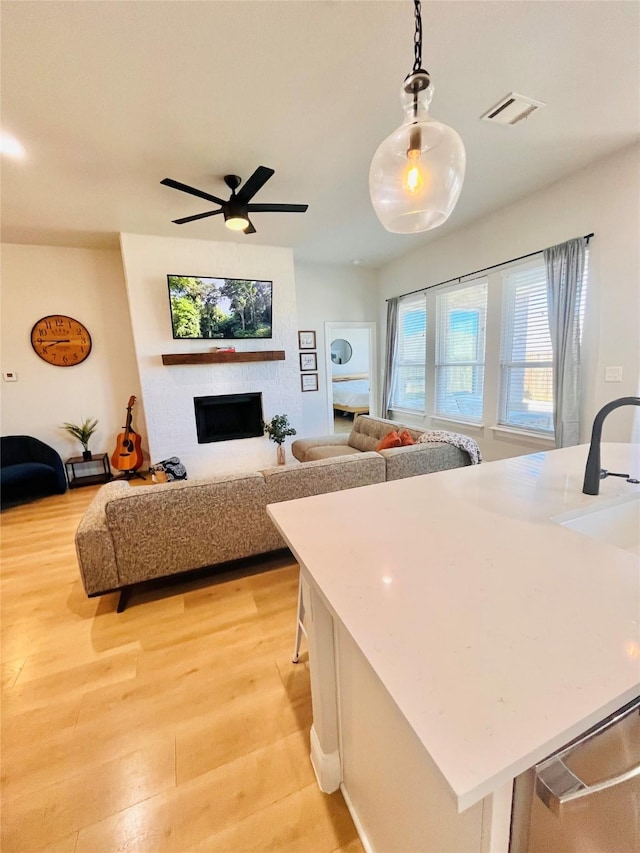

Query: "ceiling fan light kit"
(224, 216), (250, 232)
(369, 0), (466, 234)
(161, 167), (308, 236)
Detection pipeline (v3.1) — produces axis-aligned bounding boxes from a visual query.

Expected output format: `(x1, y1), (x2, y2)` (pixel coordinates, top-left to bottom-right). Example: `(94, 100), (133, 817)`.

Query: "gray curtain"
(381, 298), (399, 418)
(544, 237), (586, 447)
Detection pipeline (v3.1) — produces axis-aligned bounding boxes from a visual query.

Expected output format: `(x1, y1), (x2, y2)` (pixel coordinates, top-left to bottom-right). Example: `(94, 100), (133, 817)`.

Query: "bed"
(332, 374), (370, 415)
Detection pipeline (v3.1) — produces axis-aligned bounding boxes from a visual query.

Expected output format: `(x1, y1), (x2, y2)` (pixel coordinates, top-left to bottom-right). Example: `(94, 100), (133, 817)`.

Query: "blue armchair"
(1, 435), (67, 509)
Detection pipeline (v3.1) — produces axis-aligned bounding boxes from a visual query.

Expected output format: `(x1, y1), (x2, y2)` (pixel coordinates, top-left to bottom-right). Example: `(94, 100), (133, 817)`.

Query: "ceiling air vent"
(481, 93), (546, 126)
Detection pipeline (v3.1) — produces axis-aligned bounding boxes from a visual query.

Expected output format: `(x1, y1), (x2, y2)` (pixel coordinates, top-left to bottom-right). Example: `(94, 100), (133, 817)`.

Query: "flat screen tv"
(167, 275), (273, 339)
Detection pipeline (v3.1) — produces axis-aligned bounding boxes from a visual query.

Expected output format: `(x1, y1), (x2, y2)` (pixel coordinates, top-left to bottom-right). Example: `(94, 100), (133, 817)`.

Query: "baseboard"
(309, 725), (341, 793)
(340, 781), (375, 853)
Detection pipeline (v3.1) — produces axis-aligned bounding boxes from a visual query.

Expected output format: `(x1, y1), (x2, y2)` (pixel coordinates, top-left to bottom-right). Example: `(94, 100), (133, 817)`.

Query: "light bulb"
(402, 128), (426, 194)
(403, 155), (423, 193)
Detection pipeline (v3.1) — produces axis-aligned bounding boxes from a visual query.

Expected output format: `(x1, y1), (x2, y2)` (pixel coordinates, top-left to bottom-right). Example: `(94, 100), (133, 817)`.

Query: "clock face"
(30, 315), (92, 367)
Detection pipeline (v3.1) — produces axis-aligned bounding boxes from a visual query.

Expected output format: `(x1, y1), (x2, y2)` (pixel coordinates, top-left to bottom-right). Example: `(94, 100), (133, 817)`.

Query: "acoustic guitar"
(111, 395), (143, 472)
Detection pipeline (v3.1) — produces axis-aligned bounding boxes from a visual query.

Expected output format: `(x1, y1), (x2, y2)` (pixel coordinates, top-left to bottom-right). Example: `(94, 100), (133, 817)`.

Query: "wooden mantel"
(161, 350), (285, 365)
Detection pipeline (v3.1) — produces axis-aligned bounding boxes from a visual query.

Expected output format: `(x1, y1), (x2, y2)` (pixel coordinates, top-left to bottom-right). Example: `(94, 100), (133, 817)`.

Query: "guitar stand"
(114, 469), (146, 481)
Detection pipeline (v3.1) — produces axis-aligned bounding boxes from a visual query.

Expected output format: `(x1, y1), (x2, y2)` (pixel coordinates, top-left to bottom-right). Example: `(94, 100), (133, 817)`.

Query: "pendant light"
(369, 0), (466, 234)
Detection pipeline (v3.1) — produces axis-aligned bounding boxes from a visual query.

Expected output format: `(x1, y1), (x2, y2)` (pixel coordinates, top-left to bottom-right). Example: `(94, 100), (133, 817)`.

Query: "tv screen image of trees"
(168, 275), (273, 339)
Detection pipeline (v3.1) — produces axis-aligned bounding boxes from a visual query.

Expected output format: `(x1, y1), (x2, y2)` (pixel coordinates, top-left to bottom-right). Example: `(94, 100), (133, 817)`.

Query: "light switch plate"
(605, 366), (623, 382)
(2, 371), (18, 382)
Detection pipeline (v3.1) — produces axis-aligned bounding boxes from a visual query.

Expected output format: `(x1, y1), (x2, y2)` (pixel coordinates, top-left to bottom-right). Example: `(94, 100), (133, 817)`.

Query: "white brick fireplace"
(119, 233), (302, 476)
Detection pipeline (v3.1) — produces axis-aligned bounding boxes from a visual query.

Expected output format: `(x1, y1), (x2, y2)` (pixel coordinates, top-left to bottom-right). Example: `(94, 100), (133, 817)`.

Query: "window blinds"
(390, 293), (426, 412)
(499, 262), (554, 432)
(435, 281), (488, 421)
(387, 248), (588, 432)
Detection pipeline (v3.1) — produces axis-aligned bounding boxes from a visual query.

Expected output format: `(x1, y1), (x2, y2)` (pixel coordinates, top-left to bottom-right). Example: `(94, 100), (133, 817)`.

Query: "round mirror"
(331, 339), (353, 365)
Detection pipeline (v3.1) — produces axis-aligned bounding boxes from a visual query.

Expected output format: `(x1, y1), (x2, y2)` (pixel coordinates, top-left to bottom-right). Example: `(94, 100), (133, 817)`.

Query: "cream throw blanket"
(417, 430), (482, 465)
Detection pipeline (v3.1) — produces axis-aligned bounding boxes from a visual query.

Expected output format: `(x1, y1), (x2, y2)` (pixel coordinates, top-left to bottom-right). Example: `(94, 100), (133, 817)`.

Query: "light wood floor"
(1, 486), (364, 853)
(332, 414), (354, 435)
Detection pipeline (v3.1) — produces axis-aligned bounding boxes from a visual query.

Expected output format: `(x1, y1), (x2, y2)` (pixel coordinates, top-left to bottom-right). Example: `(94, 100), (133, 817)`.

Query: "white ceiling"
(1, 1), (639, 268)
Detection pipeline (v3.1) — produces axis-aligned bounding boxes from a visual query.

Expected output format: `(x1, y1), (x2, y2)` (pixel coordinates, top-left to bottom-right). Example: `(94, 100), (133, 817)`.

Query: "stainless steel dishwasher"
(510, 696), (640, 853)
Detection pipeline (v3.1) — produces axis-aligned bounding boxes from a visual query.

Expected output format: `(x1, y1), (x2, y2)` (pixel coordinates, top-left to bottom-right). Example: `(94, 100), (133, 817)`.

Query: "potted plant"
(62, 417), (99, 461)
(263, 414), (297, 465)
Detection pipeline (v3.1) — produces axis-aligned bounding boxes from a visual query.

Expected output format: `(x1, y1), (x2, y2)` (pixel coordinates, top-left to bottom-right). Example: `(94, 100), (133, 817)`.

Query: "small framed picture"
(299, 352), (317, 372)
(301, 373), (319, 392)
(298, 330), (316, 349)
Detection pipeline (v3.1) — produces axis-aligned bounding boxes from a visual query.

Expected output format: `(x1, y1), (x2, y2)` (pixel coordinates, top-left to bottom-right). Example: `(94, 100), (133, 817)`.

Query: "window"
(435, 281), (487, 422)
(499, 262), (554, 432)
(499, 255), (588, 434)
(390, 293), (426, 412)
(387, 247), (588, 435)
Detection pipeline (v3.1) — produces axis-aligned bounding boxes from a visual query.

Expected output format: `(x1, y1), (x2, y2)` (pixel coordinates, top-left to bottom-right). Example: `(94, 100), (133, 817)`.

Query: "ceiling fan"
(160, 166), (308, 234)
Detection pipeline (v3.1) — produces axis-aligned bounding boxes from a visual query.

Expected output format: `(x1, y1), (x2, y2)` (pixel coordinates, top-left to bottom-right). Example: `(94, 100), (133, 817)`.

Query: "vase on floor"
(277, 445), (286, 465)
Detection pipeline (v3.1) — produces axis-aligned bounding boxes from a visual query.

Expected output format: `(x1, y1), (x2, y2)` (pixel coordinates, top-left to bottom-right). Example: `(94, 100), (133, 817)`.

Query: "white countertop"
(267, 444), (640, 812)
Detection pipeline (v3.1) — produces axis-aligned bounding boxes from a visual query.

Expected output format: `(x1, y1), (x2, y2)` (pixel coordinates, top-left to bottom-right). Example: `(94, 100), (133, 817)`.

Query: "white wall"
(295, 263), (378, 435)
(0, 244), (377, 475)
(0, 244), (144, 465)
(330, 327), (370, 377)
(119, 233), (302, 476)
(378, 143), (640, 460)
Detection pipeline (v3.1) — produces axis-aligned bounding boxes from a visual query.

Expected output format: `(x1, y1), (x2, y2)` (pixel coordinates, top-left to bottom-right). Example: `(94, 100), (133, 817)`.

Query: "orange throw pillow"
(376, 430), (402, 451)
(399, 429), (415, 446)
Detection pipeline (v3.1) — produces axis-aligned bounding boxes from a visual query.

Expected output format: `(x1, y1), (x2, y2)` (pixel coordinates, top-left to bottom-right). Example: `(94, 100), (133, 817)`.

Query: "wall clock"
(30, 315), (92, 367)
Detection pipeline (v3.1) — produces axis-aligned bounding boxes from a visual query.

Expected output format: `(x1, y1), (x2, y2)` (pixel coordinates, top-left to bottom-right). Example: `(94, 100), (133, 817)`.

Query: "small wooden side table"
(65, 453), (113, 489)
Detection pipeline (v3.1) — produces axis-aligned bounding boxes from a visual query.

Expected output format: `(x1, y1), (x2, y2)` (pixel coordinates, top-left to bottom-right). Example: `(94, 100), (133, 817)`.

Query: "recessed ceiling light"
(352, 259), (364, 266)
(0, 132), (26, 159)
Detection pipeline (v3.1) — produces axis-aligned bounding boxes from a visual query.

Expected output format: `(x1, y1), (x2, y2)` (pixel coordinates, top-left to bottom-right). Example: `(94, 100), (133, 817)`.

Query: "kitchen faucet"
(582, 396), (640, 495)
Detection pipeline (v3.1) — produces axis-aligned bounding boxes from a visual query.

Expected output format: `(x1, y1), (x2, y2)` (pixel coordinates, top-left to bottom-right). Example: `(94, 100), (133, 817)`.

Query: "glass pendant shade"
(370, 76), (466, 234)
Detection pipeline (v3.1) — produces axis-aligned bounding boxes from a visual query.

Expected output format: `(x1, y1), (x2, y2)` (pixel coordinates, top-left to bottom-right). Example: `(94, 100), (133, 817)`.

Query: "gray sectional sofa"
(75, 415), (470, 610)
(292, 414), (469, 480)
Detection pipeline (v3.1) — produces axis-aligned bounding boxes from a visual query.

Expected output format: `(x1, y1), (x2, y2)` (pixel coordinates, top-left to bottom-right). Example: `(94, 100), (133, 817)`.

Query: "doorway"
(324, 322), (377, 434)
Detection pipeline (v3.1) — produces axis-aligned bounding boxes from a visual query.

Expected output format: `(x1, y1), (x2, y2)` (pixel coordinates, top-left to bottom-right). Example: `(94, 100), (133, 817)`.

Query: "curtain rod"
(385, 232), (594, 302)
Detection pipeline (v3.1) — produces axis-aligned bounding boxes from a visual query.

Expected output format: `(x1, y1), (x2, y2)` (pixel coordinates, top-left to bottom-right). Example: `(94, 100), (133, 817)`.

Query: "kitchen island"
(267, 443), (640, 852)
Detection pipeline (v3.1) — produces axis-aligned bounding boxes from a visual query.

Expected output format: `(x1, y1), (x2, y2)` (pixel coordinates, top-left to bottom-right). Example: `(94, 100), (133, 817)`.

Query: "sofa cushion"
(348, 415), (390, 451)
(291, 434), (350, 463)
(305, 445), (362, 461)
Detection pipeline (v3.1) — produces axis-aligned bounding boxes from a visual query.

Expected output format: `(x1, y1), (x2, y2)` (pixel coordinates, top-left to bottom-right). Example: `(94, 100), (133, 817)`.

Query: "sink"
(553, 494), (640, 555)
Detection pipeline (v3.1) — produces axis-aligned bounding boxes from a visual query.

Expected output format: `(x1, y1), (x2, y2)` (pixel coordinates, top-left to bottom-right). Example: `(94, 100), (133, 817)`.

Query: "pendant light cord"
(412, 0), (424, 74)
(407, 0), (428, 118)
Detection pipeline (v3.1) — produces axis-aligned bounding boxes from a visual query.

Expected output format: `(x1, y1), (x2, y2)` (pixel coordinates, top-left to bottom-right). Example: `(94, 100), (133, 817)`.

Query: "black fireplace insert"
(194, 393), (263, 443)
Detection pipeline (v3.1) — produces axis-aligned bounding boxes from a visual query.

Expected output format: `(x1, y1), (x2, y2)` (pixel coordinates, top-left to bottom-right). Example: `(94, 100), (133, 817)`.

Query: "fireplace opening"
(194, 393), (264, 443)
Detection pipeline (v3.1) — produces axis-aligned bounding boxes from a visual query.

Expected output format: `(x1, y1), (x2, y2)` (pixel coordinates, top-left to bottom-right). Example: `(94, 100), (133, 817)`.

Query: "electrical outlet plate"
(605, 366), (623, 382)
(3, 371), (17, 382)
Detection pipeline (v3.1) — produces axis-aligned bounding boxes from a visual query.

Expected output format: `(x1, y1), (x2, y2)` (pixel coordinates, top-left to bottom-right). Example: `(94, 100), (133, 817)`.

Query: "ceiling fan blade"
(235, 166), (275, 204)
(246, 203), (308, 213)
(161, 178), (226, 206)
(172, 210), (223, 225)
(244, 219), (256, 234)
